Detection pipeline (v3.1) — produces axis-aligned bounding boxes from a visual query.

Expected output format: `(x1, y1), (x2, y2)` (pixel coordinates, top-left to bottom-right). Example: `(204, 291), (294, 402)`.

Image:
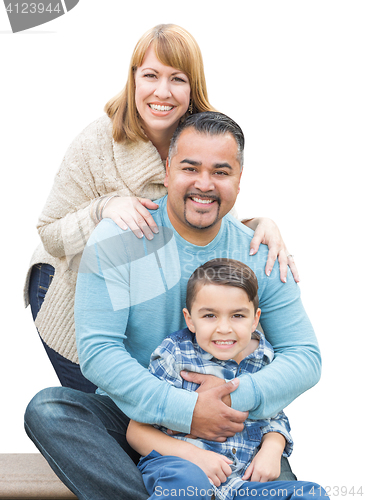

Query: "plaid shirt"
(149, 328), (293, 500)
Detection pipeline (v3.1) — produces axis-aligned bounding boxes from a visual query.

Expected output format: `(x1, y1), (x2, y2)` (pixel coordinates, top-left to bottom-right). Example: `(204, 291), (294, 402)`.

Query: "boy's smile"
(183, 284), (261, 364)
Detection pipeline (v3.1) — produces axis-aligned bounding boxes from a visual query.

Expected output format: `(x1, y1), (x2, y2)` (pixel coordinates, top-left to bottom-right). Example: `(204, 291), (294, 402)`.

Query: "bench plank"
(0, 454), (77, 499)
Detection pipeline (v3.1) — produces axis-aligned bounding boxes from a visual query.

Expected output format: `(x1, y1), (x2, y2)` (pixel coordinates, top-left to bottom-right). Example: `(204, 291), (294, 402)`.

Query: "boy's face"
(183, 284), (261, 364)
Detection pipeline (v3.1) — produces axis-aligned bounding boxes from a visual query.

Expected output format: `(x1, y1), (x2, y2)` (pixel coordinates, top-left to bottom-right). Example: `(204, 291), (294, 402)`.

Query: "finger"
(166, 429), (179, 436)
(116, 210), (155, 240)
(249, 228), (265, 256)
(215, 423), (245, 438)
(109, 214), (128, 231)
(112, 213), (144, 238)
(216, 469), (228, 485)
(264, 246), (279, 277)
(134, 203), (160, 235)
(134, 219), (155, 240)
(222, 462), (233, 477)
(211, 476), (221, 488)
(241, 463), (253, 480)
(137, 197), (160, 210)
(213, 436), (227, 443)
(180, 370), (207, 385)
(287, 255), (300, 283)
(132, 209), (158, 240)
(250, 470), (261, 482)
(215, 378), (240, 398)
(278, 249), (288, 283)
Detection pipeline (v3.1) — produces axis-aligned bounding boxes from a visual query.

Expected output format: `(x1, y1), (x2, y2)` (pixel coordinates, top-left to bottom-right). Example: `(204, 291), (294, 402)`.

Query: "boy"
(127, 259), (325, 500)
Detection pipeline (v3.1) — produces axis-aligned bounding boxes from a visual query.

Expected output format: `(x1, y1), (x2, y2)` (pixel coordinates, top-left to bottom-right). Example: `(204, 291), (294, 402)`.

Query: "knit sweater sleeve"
(36, 118), (119, 261)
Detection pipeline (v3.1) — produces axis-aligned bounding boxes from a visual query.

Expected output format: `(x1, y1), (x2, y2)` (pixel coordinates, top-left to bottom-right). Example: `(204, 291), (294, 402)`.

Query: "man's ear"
(164, 157), (169, 188)
(183, 307), (196, 333)
(237, 169), (243, 195)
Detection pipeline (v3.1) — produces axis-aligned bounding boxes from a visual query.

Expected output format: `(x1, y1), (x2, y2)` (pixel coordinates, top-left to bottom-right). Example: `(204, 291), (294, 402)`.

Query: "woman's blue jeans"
(28, 263), (97, 393)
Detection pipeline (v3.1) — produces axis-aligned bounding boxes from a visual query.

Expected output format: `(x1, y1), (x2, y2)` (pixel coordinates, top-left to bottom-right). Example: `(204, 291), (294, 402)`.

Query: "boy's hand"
(241, 433), (285, 482)
(188, 448), (233, 487)
(241, 448), (281, 482)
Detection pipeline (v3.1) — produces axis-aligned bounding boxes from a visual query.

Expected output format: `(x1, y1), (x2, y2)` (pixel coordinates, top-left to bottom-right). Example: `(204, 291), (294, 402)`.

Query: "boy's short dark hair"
(186, 258), (259, 313)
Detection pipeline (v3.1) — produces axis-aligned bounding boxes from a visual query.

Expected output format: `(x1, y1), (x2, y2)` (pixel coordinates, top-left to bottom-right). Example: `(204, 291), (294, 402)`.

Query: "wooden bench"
(0, 454), (77, 499)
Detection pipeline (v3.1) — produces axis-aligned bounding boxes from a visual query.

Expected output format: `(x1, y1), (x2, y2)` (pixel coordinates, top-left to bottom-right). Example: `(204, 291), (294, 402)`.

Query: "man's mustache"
(184, 193), (221, 205)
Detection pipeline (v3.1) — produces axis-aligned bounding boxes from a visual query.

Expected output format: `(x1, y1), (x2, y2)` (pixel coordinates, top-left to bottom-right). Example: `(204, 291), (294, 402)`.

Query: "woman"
(25, 24), (298, 393)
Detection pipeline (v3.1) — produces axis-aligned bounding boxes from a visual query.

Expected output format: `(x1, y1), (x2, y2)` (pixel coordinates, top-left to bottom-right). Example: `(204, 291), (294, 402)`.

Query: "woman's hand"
(243, 218), (299, 283)
(102, 196), (160, 240)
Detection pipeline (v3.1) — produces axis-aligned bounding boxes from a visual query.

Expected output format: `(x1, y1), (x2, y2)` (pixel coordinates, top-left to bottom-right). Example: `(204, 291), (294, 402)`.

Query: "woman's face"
(134, 45), (191, 141)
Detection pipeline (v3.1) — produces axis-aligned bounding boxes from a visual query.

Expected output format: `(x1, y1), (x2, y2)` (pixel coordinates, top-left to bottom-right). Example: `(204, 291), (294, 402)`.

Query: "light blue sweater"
(75, 195), (321, 433)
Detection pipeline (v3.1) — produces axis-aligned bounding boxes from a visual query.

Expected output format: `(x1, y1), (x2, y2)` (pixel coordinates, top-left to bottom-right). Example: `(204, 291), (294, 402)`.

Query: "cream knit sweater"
(24, 115), (167, 363)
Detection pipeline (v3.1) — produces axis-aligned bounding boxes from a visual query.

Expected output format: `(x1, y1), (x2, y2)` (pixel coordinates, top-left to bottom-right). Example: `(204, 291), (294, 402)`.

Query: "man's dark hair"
(168, 112), (245, 169)
(186, 258), (259, 313)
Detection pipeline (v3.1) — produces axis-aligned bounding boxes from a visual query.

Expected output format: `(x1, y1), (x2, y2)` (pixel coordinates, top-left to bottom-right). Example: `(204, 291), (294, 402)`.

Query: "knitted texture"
(25, 115), (167, 363)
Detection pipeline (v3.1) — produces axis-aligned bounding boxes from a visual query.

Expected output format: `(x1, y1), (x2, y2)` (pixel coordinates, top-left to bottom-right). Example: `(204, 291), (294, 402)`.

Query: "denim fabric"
(139, 452), (324, 500)
(24, 387), (149, 500)
(139, 451), (212, 500)
(24, 388), (297, 499)
(28, 263), (97, 393)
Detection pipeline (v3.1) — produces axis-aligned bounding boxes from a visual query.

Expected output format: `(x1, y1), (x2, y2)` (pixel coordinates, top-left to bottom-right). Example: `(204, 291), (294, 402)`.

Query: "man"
(25, 112), (321, 500)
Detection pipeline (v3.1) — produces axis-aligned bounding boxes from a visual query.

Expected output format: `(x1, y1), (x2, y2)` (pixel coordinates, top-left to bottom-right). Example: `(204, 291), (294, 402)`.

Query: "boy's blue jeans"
(138, 451), (325, 500)
(25, 388), (297, 500)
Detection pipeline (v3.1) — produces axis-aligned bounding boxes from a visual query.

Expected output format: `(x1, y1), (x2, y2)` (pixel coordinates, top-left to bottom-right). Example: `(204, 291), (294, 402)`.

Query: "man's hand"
(185, 375), (248, 442)
(181, 371), (232, 406)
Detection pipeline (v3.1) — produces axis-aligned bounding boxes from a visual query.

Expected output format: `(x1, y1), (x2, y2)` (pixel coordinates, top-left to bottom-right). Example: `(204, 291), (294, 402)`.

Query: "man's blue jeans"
(24, 387), (297, 500)
(24, 387), (150, 500)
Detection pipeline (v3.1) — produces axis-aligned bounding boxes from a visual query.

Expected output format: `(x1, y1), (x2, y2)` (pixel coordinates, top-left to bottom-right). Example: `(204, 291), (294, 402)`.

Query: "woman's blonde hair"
(104, 24), (216, 143)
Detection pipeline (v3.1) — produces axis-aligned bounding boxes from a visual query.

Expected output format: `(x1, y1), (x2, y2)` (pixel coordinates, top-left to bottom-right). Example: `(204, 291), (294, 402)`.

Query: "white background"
(1, 0), (364, 497)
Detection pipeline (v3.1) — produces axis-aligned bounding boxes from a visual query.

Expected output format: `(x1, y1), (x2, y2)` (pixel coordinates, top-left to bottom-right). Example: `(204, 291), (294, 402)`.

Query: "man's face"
(164, 128), (242, 244)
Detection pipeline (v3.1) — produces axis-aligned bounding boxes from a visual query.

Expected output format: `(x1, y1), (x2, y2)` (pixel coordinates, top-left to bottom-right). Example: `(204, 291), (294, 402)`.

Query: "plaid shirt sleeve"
(259, 411), (293, 457)
(149, 337), (184, 389)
